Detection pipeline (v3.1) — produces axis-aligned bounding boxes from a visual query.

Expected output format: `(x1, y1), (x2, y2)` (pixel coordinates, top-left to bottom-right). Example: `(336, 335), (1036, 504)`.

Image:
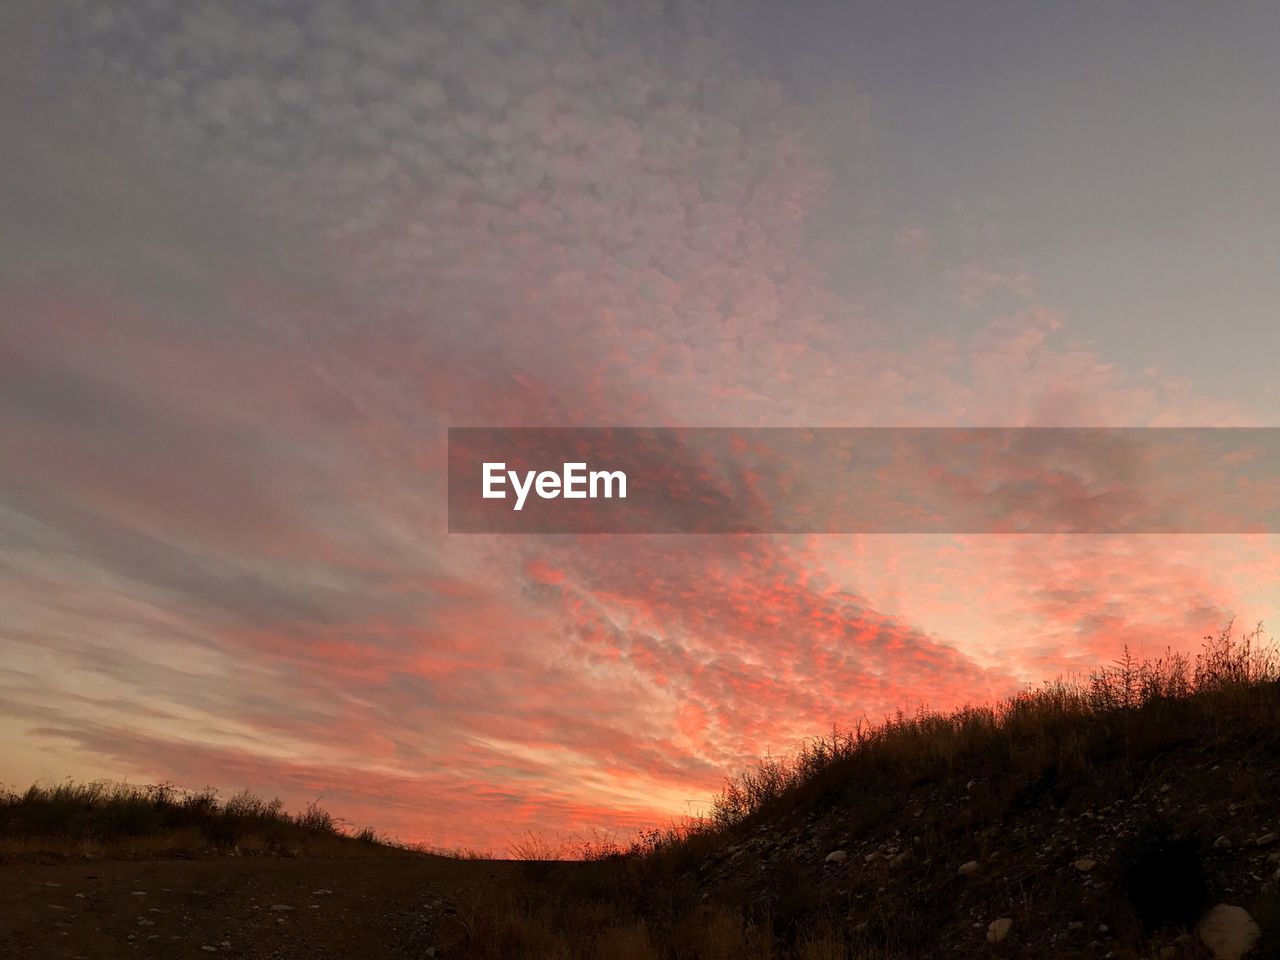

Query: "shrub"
(294, 800), (338, 834)
(623, 622), (1277, 863)
(0, 780), (376, 857)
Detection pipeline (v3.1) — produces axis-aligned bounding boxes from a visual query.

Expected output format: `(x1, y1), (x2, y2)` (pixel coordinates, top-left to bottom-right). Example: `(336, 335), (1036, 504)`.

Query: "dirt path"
(0, 855), (518, 959)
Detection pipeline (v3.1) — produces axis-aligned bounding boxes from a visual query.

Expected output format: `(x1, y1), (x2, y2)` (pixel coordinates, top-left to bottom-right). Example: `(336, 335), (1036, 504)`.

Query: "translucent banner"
(448, 428), (1280, 533)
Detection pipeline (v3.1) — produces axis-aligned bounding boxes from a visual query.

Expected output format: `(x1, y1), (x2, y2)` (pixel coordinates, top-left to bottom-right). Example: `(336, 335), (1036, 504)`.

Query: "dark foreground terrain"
(5, 626), (1280, 959)
(0, 854), (515, 960)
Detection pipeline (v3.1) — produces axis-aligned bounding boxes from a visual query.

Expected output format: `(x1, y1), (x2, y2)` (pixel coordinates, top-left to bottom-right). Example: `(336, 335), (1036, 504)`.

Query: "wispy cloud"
(1, 0), (1276, 848)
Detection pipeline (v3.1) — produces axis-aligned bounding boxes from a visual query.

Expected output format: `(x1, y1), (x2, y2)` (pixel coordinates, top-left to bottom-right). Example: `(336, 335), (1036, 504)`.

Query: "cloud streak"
(1, 0), (1276, 849)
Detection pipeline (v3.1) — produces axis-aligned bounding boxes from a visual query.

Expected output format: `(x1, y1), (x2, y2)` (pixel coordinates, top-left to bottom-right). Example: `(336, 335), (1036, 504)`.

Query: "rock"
(201, 948), (216, 954)
(270, 904), (294, 911)
(987, 917), (1012, 943)
(1073, 858), (1097, 872)
(1214, 836), (1232, 850)
(1253, 833), (1276, 847)
(890, 850), (911, 867)
(1068, 921), (1083, 930)
(864, 851), (879, 863)
(1197, 904), (1261, 960)
(958, 860), (979, 876)
(824, 850), (848, 864)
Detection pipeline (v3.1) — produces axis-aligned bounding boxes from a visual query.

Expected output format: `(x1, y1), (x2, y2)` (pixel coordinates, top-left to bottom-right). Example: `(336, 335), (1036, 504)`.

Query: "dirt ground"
(0, 855), (519, 959)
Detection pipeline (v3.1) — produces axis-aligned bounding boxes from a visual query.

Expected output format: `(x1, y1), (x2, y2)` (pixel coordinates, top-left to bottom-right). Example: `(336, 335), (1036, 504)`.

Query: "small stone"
(1214, 836), (1232, 850)
(1073, 858), (1098, 872)
(270, 904), (294, 911)
(1068, 921), (1083, 931)
(220, 942), (231, 949)
(1198, 904), (1261, 960)
(987, 917), (1012, 943)
(824, 850), (848, 864)
(1253, 833), (1276, 847)
(1159, 783), (1172, 793)
(958, 860), (979, 876)
(201, 948), (216, 954)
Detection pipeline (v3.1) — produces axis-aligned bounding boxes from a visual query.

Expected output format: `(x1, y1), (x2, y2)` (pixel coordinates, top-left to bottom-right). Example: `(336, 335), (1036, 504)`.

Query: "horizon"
(3, 0), (1279, 852)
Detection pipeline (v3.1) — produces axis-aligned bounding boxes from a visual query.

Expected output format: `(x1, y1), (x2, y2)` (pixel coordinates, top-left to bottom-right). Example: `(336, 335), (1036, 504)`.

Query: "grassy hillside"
(5, 624), (1278, 959)
(0, 780), (408, 861)
(445, 623), (1280, 959)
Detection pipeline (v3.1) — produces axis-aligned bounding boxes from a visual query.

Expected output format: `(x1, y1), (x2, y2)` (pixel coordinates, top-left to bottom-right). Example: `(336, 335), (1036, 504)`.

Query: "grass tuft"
(0, 781), (404, 860)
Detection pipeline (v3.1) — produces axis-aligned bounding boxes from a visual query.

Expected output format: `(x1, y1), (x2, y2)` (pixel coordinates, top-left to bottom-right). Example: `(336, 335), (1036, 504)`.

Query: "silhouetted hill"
(455, 623), (1280, 959)
(0, 780), (406, 861)
(4, 625), (1278, 959)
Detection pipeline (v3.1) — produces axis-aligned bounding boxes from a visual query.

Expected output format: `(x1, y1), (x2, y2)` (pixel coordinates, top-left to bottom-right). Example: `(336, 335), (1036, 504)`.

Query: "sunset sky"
(3, 0), (1279, 851)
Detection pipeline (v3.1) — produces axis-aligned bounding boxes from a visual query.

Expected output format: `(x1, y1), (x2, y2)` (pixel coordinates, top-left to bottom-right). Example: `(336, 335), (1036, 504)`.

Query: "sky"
(2, 0), (1279, 851)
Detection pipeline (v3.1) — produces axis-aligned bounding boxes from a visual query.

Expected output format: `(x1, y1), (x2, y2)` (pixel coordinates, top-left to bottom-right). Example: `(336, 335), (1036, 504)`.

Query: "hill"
(449, 623), (1280, 959)
(3, 623), (1278, 959)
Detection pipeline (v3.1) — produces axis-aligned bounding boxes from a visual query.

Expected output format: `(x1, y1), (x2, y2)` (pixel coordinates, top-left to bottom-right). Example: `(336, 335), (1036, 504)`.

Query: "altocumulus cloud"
(0, 0), (1276, 848)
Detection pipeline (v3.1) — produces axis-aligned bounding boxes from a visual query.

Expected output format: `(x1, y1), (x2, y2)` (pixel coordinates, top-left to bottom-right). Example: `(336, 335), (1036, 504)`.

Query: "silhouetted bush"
(702, 622), (1276, 833)
(0, 780), (384, 855)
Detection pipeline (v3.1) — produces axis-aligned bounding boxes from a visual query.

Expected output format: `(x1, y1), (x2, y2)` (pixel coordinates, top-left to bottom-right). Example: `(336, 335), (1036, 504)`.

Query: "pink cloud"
(2, 0), (1276, 852)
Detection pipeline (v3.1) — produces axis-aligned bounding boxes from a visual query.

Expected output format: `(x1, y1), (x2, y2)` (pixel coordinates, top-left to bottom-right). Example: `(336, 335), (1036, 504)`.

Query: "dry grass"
(5, 624), (1276, 957)
(451, 622), (1280, 958)
(688, 621), (1277, 842)
(0, 780), (406, 861)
